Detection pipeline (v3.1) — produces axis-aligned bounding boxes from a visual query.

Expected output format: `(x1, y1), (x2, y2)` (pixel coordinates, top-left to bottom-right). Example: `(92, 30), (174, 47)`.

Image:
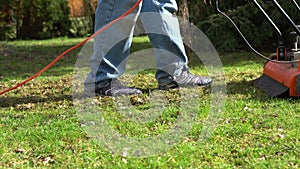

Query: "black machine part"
(255, 74), (289, 97)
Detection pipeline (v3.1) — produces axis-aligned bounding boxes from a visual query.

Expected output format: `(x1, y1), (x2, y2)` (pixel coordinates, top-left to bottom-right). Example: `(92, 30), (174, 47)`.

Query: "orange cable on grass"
(0, 0), (142, 96)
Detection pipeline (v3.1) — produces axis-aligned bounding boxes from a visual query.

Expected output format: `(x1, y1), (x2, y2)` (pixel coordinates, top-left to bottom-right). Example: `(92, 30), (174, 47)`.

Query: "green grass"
(0, 37), (299, 168)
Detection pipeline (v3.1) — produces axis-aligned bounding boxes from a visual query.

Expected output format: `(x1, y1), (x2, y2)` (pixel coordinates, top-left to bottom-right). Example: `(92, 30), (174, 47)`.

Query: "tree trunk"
(178, 0), (189, 34)
(178, 0), (191, 55)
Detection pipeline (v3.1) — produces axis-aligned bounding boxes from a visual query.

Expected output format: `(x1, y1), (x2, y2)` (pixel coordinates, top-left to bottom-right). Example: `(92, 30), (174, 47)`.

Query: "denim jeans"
(84, 0), (188, 88)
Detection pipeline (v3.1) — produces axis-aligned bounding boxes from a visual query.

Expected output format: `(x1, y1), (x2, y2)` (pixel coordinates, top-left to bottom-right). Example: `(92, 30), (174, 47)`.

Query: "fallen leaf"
(43, 157), (54, 164)
(15, 148), (25, 154)
(122, 158), (128, 164)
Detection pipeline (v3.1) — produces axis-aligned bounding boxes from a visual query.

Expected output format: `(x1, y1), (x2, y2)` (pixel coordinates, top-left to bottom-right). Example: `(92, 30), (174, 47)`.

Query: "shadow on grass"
(1, 79), (297, 109)
(226, 79), (300, 101)
(187, 50), (266, 69)
(227, 80), (259, 94)
(0, 44), (79, 79)
(0, 40), (152, 80)
(0, 94), (72, 108)
(0, 38), (265, 82)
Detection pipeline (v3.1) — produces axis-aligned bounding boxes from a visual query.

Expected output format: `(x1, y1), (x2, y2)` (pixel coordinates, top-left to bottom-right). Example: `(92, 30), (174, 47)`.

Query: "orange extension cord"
(0, 0), (142, 96)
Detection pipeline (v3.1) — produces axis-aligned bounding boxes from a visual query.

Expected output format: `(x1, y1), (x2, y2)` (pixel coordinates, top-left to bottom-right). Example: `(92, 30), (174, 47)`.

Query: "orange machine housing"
(263, 60), (300, 97)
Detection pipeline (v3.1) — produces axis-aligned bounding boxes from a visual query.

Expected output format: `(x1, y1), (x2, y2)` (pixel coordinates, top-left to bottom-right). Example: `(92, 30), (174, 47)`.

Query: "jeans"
(84, 0), (188, 88)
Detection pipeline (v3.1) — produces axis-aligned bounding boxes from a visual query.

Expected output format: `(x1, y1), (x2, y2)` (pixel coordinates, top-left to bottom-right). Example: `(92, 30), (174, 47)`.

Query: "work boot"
(158, 66), (212, 90)
(93, 79), (142, 96)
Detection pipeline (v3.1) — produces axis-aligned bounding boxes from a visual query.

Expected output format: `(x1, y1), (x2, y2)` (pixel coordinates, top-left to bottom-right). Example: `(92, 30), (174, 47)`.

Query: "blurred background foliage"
(190, 0), (300, 51)
(0, 0), (299, 51)
(1, 0), (71, 39)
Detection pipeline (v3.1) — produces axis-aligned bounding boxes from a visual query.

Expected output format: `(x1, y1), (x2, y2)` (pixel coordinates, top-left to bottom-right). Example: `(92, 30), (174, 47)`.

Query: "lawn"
(0, 37), (299, 168)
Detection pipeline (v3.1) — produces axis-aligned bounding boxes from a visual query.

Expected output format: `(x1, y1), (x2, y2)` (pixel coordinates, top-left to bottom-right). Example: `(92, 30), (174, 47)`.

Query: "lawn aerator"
(216, 0), (300, 97)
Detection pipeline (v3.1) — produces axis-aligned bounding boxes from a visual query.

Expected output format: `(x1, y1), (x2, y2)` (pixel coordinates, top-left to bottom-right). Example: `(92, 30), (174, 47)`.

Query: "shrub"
(194, 0), (300, 51)
(0, 0), (16, 40)
(69, 17), (94, 37)
(0, 25), (16, 40)
(14, 0), (71, 39)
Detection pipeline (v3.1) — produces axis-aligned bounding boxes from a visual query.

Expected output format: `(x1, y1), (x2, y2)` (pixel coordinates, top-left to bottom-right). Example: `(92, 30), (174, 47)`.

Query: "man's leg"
(84, 0), (142, 96)
(141, 0), (187, 84)
(141, 0), (212, 89)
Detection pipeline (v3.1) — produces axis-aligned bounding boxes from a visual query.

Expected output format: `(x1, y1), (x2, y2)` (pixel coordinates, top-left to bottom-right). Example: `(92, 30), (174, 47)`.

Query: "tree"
(178, 0), (189, 33)
(186, 0), (300, 51)
(0, 0), (16, 40)
(14, 0), (71, 39)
